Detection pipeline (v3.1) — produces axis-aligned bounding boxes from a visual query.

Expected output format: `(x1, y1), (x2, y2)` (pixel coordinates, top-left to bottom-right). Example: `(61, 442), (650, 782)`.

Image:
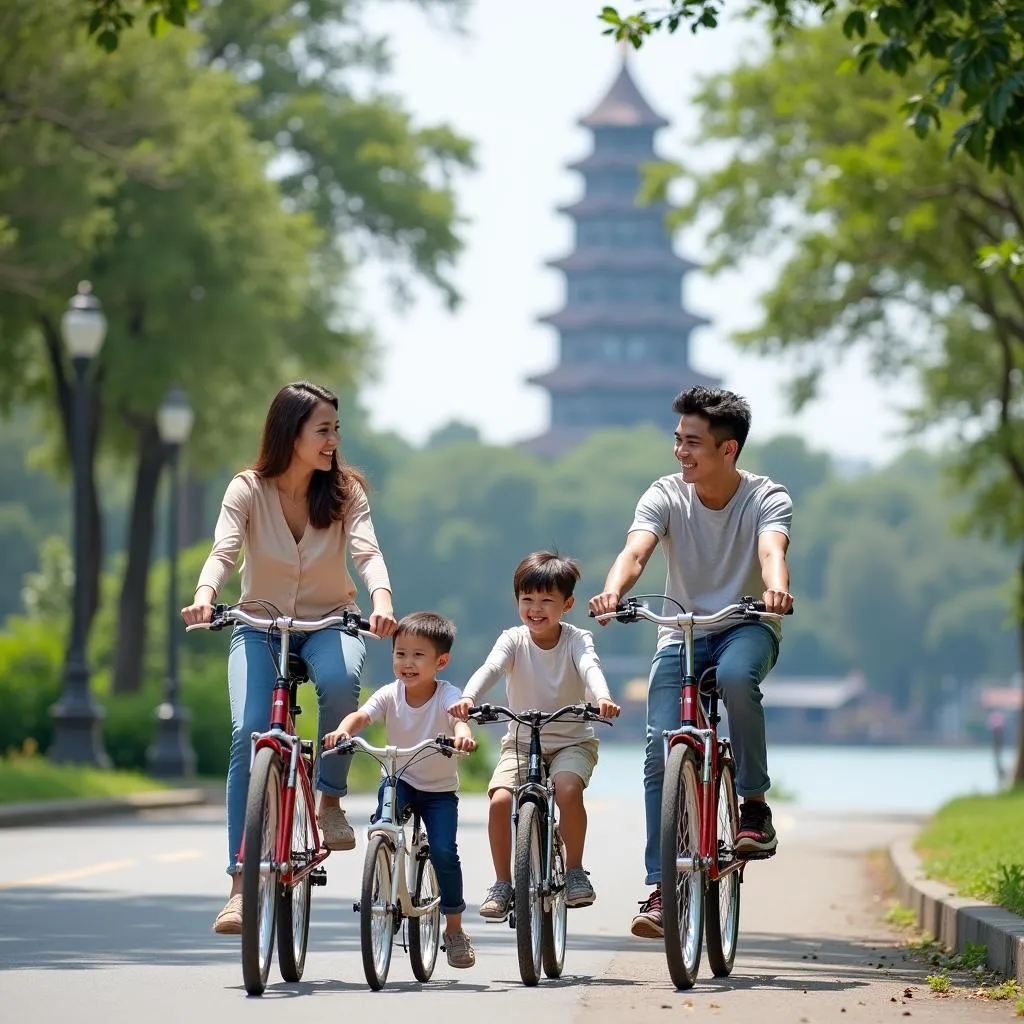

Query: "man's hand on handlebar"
(762, 588), (794, 615)
(587, 590), (621, 624)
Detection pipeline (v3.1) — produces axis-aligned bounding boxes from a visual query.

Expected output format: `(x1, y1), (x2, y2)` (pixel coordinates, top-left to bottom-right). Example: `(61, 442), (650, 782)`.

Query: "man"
(589, 386), (794, 938)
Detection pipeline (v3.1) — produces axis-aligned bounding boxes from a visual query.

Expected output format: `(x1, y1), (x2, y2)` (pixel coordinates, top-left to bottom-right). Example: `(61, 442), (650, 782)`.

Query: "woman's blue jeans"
(224, 624), (365, 873)
(642, 623), (779, 886)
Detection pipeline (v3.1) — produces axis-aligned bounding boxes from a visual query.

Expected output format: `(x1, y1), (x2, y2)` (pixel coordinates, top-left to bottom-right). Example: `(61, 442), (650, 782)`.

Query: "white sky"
(356, 0), (915, 465)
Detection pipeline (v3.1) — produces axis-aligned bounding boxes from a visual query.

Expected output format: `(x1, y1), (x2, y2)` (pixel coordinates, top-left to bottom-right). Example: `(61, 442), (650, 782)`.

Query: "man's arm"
(757, 530), (794, 614)
(588, 530), (660, 622)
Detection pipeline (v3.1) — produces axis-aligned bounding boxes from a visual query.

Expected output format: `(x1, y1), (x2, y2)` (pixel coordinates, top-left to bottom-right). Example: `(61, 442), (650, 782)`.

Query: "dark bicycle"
(467, 701), (611, 987)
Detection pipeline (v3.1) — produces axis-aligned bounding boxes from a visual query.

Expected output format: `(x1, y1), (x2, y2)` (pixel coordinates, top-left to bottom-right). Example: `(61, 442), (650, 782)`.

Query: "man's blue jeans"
(225, 624), (365, 873)
(375, 780), (466, 915)
(643, 623), (779, 886)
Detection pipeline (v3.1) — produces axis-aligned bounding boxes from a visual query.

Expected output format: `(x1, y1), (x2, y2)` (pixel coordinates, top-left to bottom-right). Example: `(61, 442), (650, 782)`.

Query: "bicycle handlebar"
(324, 734), (464, 760)
(590, 595), (793, 628)
(185, 602), (375, 637)
(467, 701), (612, 728)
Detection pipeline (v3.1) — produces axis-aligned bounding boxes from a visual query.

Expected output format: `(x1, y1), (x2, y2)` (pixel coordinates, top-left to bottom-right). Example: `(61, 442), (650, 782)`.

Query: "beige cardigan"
(195, 469), (391, 618)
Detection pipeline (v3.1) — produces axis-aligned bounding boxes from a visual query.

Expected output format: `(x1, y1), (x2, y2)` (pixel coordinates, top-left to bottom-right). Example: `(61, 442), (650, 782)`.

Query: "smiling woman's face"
(292, 400), (340, 473)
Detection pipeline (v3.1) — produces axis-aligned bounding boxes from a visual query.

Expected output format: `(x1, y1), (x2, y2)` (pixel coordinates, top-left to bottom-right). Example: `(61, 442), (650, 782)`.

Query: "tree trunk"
(1014, 548), (1024, 785)
(180, 472), (208, 547)
(111, 423), (166, 695)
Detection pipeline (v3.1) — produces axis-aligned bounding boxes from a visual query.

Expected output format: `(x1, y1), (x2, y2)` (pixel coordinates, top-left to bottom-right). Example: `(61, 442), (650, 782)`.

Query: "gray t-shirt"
(629, 470), (792, 650)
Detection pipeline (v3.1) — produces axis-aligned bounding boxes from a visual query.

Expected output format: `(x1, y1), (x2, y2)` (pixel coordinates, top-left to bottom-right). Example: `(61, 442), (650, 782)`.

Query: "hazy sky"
(356, 0), (914, 464)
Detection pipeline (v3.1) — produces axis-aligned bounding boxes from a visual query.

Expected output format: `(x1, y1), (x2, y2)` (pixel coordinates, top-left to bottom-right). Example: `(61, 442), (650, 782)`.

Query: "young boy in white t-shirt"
(449, 551), (620, 922)
(323, 611), (477, 969)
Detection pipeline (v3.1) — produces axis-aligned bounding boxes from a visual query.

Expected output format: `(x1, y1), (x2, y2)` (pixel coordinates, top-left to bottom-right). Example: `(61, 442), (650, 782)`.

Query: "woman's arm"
(346, 483), (396, 636)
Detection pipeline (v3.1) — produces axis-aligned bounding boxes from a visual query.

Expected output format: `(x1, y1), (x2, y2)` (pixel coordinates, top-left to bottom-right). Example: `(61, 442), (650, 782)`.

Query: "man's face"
(672, 414), (736, 485)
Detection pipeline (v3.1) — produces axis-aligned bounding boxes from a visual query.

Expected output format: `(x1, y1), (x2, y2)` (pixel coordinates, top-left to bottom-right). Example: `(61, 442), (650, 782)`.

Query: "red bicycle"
(187, 602), (374, 995)
(594, 595), (788, 989)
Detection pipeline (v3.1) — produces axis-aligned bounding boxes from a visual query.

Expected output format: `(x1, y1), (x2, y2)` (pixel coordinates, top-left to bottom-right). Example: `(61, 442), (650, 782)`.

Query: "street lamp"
(49, 282), (111, 766)
(147, 387), (197, 778)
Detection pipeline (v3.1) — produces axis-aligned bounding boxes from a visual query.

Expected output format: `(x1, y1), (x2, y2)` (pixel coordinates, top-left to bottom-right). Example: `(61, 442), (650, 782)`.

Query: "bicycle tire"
(540, 823), (567, 978)
(660, 743), (704, 990)
(241, 746), (281, 996)
(277, 775), (313, 983)
(360, 833), (395, 990)
(514, 800), (544, 986)
(705, 759), (741, 977)
(408, 849), (441, 982)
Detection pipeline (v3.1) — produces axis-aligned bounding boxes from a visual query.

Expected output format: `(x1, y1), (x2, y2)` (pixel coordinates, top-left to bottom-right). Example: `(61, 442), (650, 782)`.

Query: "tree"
(599, 1), (1024, 173)
(655, 21), (1024, 779)
(80, 0), (196, 51)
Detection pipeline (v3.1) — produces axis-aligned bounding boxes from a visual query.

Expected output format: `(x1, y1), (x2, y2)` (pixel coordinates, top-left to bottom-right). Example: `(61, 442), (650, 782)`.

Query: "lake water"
(588, 742), (1005, 815)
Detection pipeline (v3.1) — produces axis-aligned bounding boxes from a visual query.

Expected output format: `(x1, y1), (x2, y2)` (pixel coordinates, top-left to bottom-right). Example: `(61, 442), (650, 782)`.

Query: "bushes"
(0, 617), (63, 756)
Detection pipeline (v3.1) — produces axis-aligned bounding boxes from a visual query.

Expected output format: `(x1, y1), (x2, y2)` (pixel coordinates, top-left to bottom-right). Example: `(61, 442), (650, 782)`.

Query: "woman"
(181, 381), (398, 934)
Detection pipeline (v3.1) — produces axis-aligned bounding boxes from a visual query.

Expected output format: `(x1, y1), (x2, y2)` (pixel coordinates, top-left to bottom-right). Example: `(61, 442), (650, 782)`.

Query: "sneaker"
(318, 806), (356, 851)
(630, 887), (663, 938)
(443, 929), (476, 969)
(212, 893), (243, 935)
(479, 880), (514, 921)
(565, 867), (596, 908)
(735, 800), (778, 856)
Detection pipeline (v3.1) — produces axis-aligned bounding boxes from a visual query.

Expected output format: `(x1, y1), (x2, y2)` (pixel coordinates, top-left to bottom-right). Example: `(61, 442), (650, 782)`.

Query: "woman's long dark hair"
(253, 381), (367, 530)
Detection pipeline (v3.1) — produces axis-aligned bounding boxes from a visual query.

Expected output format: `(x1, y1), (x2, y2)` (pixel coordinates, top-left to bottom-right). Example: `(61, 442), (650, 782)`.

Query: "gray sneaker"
(443, 929), (476, 969)
(479, 880), (514, 921)
(565, 868), (596, 908)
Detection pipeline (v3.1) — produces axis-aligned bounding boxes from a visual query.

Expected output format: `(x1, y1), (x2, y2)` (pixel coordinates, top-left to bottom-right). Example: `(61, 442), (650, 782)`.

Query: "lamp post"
(147, 387), (197, 778)
(49, 282), (111, 767)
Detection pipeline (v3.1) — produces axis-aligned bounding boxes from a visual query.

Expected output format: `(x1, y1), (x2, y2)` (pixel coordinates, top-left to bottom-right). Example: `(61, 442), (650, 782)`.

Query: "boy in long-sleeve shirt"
(450, 551), (620, 919)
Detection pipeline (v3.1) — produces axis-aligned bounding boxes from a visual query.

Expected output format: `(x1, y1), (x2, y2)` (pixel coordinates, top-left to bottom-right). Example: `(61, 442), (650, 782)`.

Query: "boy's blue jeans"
(375, 780), (466, 915)
(225, 624), (365, 873)
(643, 623), (779, 886)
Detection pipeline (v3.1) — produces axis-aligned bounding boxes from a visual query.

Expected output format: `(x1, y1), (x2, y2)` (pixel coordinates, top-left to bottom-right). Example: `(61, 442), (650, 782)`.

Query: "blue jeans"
(375, 780), (465, 915)
(643, 623), (779, 886)
(225, 625), (365, 872)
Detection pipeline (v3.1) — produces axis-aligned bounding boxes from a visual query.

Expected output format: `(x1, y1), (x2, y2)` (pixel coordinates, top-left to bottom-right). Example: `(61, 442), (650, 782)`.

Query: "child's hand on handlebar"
(322, 728), (350, 750)
(597, 697), (621, 720)
(452, 734), (476, 752)
(448, 697), (473, 722)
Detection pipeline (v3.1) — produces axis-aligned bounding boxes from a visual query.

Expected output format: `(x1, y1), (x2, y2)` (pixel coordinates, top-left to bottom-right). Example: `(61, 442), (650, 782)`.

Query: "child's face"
(517, 588), (574, 638)
(393, 633), (449, 688)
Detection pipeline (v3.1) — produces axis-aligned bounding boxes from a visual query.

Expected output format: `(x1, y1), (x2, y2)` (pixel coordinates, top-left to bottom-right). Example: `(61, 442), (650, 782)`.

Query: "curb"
(889, 838), (1024, 983)
(0, 787), (210, 828)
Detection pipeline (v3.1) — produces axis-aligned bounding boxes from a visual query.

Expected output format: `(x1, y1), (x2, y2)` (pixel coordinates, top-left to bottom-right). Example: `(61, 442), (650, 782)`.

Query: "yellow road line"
(0, 858), (137, 891)
(153, 849), (203, 864)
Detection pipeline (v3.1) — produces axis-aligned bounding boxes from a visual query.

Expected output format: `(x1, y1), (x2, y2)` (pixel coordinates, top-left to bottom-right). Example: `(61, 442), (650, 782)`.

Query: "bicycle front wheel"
(409, 849), (441, 982)
(514, 800), (544, 986)
(360, 834), (395, 990)
(241, 746), (281, 996)
(705, 758), (741, 977)
(540, 822), (567, 979)
(660, 743), (704, 990)
(277, 776), (313, 983)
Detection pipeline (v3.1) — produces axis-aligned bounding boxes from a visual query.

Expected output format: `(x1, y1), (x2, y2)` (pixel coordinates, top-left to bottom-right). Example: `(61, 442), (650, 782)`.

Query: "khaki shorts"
(487, 737), (599, 795)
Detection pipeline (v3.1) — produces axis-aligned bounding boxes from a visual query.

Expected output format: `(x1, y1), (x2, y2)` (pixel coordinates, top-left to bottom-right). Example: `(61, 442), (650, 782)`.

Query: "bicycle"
(325, 734), (465, 991)
(592, 596), (788, 990)
(186, 601), (375, 996)
(467, 701), (611, 987)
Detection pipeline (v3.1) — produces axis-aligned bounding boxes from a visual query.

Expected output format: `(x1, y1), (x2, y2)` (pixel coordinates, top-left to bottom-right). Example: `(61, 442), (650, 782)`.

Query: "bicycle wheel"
(277, 775), (313, 982)
(514, 800), (544, 986)
(360, 834), (395, 990)
(540, 822), (567, 979)
(660, 743), (704, 990)
(705, 758), (741, 977)
(241, 746), (281, 996)
(408, 847), (441, 982)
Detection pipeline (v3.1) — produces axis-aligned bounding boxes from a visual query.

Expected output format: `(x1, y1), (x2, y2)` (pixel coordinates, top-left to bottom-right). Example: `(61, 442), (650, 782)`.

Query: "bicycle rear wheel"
(360, 834), (395, 990)
(241, 746), (281, 996)
(277, 775), (313, 982)
(660, 744), (704, 990)
(540, 823), (567, 979)
(409, 847), (441, 982)
(705, 758), (741, 976)
(514, 800), (544, 986)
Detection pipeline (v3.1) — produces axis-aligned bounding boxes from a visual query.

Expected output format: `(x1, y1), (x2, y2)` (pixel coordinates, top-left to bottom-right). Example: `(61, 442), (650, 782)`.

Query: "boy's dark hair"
(393, 611), (456, 655)
(513, 550), (581, 600)
(672, 386), (752, 457)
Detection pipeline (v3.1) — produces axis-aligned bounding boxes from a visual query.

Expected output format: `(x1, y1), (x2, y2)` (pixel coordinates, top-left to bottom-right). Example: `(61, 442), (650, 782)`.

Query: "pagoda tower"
(523, 57), (719, 456)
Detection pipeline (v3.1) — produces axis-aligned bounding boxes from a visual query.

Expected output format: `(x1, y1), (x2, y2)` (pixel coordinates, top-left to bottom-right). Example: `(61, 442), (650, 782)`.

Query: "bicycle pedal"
(508, 912), (516, 929)
(353, 901), (360, 912)
(310, 867), (327, 886)
(737, 848), (776, 862)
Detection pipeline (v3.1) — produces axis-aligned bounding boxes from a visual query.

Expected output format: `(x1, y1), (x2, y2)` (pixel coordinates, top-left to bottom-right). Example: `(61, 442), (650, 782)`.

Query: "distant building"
(523, 56), (718, 457)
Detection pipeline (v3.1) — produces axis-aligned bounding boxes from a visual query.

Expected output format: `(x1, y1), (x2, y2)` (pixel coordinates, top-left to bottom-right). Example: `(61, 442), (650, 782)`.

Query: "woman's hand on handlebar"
(180, 600), (214, 627)
(596, 697), (621, 720)
(368, 590), (398, 639)
(448, 697), (473, 722)
(587, 590), (621, 624)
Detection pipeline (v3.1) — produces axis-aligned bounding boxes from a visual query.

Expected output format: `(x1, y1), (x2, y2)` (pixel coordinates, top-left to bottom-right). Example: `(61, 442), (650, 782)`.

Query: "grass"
(884, 902), (918, 929)
(915, 784), (1024, 916)
(0, 747), (168, 804)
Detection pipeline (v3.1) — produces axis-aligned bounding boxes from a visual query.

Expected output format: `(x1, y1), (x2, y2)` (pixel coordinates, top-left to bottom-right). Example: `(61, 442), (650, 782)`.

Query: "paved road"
(0, 782), (1014, 1022)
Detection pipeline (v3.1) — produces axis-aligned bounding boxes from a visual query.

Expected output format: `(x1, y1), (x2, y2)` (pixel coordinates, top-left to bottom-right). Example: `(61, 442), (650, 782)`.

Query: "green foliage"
(0, 617), (64, 756)
(0, 750), (167, 803)
(599, 1), (1024, 173)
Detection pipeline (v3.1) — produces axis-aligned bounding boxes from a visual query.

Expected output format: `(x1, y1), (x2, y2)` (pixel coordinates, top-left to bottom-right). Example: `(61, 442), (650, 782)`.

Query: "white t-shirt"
(360, 679), (463, 793)
(629, 469), (792, 649)
(461, 623), (611, 752)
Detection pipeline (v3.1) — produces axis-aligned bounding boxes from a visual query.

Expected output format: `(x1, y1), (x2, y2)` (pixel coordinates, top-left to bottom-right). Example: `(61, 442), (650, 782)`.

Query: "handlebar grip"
(743, 598), (794, 616)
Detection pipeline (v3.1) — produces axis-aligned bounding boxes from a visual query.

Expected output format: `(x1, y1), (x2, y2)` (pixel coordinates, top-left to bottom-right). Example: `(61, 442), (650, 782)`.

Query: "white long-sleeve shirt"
(461, 623), (611, 751)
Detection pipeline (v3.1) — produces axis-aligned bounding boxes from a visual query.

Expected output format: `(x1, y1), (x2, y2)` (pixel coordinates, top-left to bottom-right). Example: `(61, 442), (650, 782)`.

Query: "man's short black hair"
(672, 386), (752, 456)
